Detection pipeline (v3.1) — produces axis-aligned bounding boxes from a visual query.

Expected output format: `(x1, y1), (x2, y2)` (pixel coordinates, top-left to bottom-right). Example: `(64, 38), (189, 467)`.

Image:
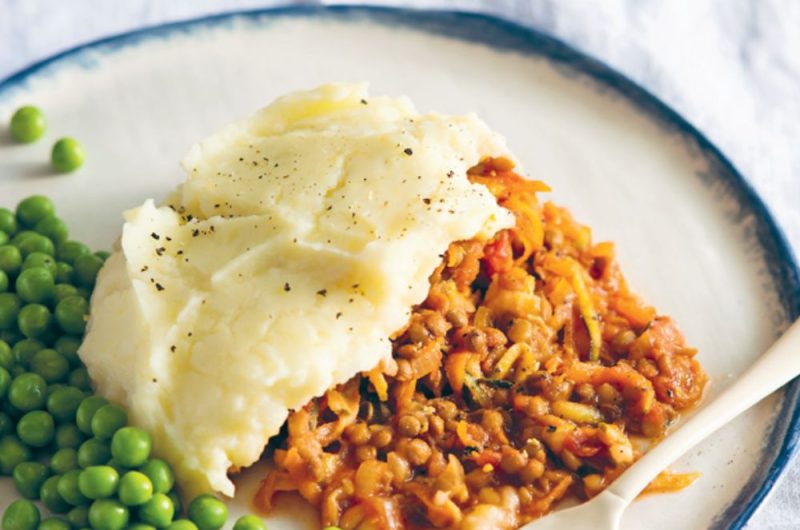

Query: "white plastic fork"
(520, 318), (800, 530)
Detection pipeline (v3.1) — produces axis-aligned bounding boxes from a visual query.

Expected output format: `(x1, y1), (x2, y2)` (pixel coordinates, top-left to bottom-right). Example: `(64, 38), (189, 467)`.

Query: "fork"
(520, 317), (800, 530)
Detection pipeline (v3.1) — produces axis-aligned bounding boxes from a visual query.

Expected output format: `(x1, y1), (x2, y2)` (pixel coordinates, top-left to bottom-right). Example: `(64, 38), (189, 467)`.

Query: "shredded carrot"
(642, 470), (701, 495)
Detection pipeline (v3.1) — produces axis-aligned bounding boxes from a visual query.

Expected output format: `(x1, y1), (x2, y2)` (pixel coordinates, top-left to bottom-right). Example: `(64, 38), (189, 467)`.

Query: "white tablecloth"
(1, 0), (798, 527)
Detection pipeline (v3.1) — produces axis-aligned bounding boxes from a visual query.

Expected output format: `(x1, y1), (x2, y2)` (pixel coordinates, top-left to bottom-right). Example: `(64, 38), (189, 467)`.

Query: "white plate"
(1, 7), (798, 530)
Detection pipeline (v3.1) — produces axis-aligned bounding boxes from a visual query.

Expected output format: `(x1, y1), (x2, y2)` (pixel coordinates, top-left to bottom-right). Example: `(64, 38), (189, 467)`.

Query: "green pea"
(110, 427), (150, 468)
(17, 235), (55, 259)
(75, 396), (107, 435)
(57, 469), (89, 507)
(139, 459), (174, 494)
(187, 494), (227, 530)
(90, 405), (126, 440)
(54, 424), (85, 450)
(53, 336), (81, 367)
(0, 293), (21, 331)
(30, 349), (68, 383)
(50, 448), (79, 474)
(0, 270), (7, 292)
(55, 242), (89, 266)
(37, 517), (71, 530)
(22, 253), (57, 277)
(65, 506), (88, 529)
(77, 438), (110, 468)
(12, 232), (37, 246)
(0, 208), (17, 235)
(40, 474), (71, 513)
(137, 493), (174, 528)
(232, 515), (267, 530)
(2, 499), (40, 530)
(0, 367), (10, 399)
(72, 254), (102, 288)
(166, 521), (198, 530)
(34, 217), (68, 246)
(0, 412), (13, 436)
(0, 435), (32, 475)
(51, 138), (85, 174)
(53, 285), (78, 305)
(0, 232), (6, 247)
(47, 386), (85, 423)
(8, 373), (47, 411)
(129, 525), (157, 530)
(9, 107), (47, 144)
(12, 339), (44, 368)
(54, 297), (88, 336)
(18, 305), (53, 341)
(87, 500), (127, 530)
(16, 268), (55, 305)
(68, 368), (91, 392)
(0, 339), (11, 369)
(54, 263), (74, 285)
(93, 251), (110, 262)
(78, 466), (118, 499)
(12, 461), (49, 499)
(16, 410), (55, 447)
(16, 197), (54, 228)
(18, 304), (54, 341)
(0, 246), (23, 277)
(118, 470), (153, 506)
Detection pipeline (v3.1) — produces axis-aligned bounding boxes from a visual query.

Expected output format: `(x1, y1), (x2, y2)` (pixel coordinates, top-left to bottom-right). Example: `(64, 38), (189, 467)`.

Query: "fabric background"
(1, 1), (798, 527)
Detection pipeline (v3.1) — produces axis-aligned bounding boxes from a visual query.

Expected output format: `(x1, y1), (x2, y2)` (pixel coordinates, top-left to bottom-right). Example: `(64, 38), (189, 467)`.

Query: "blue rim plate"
(1, 5), (798, 528)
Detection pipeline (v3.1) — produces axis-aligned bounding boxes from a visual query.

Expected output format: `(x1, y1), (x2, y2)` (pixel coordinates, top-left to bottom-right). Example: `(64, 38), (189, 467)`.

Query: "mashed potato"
(79, 83), (515, 497)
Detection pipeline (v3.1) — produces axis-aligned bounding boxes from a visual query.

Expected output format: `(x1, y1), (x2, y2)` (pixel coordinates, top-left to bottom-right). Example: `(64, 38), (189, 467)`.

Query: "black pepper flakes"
(283, 282), (291, 292)
(150, 232), (160, 240)
(155, 247), (165, 256)
(403, 147), (413, 156)
(317, 289), (327, 297)
(155, 283), (165, 291)
(336, 312), (343, 319)
(422, 198), (431, 205)
(192, 229), (200, 237)
(170, 345), (176, 353)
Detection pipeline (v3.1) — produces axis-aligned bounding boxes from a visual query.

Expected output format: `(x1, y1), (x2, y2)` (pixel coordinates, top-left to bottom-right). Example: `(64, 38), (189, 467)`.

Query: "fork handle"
(608, 317), (800, 502)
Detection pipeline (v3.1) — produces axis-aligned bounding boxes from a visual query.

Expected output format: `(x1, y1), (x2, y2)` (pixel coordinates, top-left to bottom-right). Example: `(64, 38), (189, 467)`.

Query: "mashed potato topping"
(79, 83), (515, 497)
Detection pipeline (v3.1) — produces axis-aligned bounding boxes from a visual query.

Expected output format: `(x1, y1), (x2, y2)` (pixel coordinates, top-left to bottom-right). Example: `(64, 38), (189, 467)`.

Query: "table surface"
(1, 0), (798, 528)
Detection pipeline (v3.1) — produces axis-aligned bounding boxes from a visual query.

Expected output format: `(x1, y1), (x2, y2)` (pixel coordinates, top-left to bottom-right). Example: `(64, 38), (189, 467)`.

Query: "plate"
(1, 6), (798, 529)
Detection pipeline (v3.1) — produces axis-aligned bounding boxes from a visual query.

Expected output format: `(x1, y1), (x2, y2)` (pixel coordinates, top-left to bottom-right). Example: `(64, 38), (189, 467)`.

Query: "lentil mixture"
(255, 158), (707, 530)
